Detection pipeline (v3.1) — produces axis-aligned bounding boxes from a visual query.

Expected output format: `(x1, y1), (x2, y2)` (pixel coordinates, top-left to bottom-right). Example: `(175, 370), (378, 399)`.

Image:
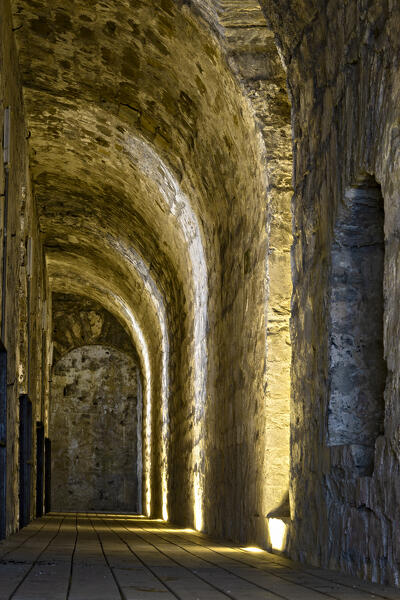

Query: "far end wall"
(50, 344), (140, 512)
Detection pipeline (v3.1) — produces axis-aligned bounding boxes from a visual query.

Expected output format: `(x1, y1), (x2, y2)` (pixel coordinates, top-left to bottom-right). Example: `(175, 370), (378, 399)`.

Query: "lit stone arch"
(47, 228), (173, 518)
(116, 134), (209, 530)
(47, 256), (161, 517)
(39, 104), (210, 528)
(43, 119), (210, 527)
(189, 0), (294, 541)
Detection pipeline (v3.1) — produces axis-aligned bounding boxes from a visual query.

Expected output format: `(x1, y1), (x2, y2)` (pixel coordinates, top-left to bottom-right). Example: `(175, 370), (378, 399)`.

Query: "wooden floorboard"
(101, 516), (229, 599)
(0, 514), (399, 600)
(141, 520), (399, 600)
(134, 527), (331, 600)
(0, 515), (64, 600)
(114, 524), (284, 600)
(12, 515), (76, 600)
(67, 516), (121, 600)
(92, 515), (178, 599)
(0, 517), (50, 560)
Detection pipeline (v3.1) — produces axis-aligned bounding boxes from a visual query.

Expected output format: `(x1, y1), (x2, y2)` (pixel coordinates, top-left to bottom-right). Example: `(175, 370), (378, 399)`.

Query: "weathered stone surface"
(1, 0), (399, 589)
(258, 0), (400, 585)
(9, 0), (287, 546)
(212, 0), (293, 547)
(52, 293), (139, 364)
(329, 178), (385, 455)
(0, 0), (49, 536)
(50, 345), (140, 512)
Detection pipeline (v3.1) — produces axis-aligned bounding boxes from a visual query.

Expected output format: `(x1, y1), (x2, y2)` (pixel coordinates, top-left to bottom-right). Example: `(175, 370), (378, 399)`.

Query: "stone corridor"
(2, 0), (400, 593)
(0, 514), (398, 600)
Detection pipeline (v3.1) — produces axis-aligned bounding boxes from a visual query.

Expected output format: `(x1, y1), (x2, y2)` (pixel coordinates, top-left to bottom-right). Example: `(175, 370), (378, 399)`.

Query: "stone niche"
(49, 294), (142, 512)
(328, 174), (386, 477)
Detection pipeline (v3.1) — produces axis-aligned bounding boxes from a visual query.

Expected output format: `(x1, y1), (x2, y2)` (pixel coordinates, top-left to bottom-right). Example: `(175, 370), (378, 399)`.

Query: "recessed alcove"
(328, 174), (386, 476)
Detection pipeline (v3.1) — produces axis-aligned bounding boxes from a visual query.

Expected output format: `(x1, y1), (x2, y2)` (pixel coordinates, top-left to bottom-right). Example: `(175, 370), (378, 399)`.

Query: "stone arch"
(11, 0), (294, 549)
(51, 292), (139, 364)
(47, 256), (163, 519)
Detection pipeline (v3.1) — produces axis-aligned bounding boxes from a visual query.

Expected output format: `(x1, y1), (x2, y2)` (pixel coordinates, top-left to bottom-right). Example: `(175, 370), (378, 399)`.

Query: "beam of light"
(138, 527), (197, 534)
(193, 471), (203, 531)
(268, 518), (288, 552)
(241, 546), (265, 553)
(118, 298), (152, 517)
(173, 178), (207, 532)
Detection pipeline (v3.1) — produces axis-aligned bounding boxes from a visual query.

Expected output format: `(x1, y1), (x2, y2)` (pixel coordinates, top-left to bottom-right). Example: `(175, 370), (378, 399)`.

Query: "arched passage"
(8, 0), (293, 549)
(3, 0), (400, 593)
(3, 0), (294, 565)
(50, 294), (143, 513)
(47, 256), (163, 519)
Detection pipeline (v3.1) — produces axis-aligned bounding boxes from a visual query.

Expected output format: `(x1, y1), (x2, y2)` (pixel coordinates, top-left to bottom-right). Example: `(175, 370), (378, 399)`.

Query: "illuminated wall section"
(46, 127), (209, 528)
(106, 240), (170, 521)
(118, 298), (152, 517)
(124, 136), (208, 530)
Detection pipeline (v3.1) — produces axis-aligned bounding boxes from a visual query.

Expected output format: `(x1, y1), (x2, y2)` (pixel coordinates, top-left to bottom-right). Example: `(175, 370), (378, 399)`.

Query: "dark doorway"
(0, 341), (6, 539)
(36, 421), (44, 517)
(44, 437), (51, 514)
(19, 394), (32, 528)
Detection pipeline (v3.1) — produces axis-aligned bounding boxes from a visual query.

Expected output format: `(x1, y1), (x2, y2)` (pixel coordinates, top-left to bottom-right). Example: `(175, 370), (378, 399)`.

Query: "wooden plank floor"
(0, 514), (399, 599)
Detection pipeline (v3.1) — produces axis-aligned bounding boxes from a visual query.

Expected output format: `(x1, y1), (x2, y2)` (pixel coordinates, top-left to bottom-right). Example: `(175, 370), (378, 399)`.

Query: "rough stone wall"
(328, 177), (385, 463)
(260, 0), (400, 586)
(0, 1), (48, 534)
(50, 345), (139, 512)
(4, 0), (400, 586)
(209, 0), (293, 547)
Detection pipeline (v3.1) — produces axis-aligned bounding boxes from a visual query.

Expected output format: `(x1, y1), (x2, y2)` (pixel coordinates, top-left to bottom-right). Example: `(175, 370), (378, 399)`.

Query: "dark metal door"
(0, 342), (6, 539)
(44, 437), (51, 514)
(19, 395), (32, 528)
(36, 422), (44, 517)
